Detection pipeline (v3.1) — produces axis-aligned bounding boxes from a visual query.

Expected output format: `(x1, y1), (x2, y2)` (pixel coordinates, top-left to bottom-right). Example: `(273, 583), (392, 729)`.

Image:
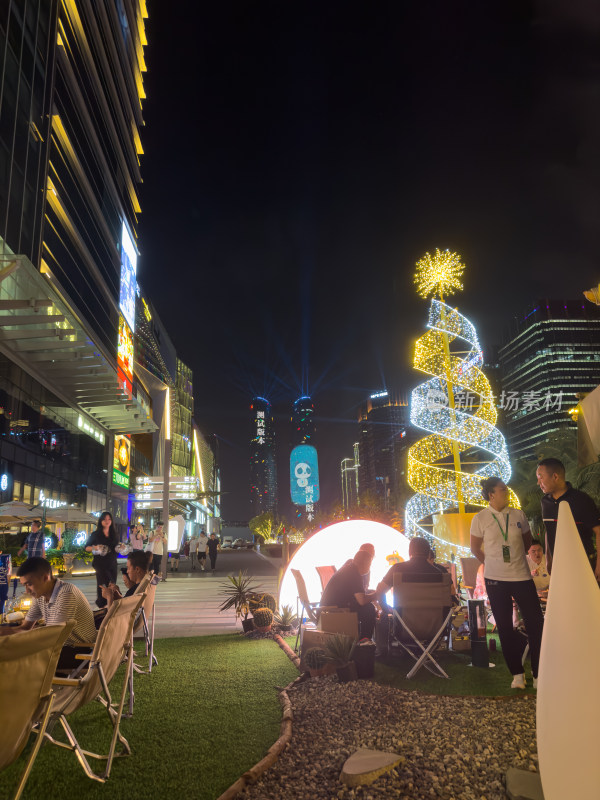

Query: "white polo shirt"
(470, 505), (532, 582)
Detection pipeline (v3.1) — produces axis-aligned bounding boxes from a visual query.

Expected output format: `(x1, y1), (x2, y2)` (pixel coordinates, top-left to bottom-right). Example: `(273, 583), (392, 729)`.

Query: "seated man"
(376, 536), (444, 598)
(527, 541), (550, 594)
(96, 550), (152, 625)
(0, 556), (97, 671)
(320, 549), (377, 640)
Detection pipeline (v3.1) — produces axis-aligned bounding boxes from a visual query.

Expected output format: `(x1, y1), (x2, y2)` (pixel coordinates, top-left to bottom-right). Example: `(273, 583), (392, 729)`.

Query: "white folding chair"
(391, 572), (454, 679)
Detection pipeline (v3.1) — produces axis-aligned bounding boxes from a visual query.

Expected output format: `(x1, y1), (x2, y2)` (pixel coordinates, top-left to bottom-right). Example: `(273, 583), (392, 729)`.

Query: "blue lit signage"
(120, 222), (138, 333)
(290, 445), (320, 519)
(0, 473), (8, 491)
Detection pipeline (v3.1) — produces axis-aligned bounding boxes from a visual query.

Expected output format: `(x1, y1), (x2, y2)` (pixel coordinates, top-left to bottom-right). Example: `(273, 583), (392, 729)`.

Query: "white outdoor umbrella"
(44, 508), (98, 525)
(0, 501), (44, 524)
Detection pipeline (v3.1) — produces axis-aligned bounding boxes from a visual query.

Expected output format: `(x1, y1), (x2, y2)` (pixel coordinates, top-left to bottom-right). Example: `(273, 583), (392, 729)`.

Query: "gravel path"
(242, 678), (537, 800)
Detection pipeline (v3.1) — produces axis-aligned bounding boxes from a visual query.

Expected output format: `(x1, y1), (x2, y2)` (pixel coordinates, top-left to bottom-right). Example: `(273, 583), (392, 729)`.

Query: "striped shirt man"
(25, 578), (97, 648)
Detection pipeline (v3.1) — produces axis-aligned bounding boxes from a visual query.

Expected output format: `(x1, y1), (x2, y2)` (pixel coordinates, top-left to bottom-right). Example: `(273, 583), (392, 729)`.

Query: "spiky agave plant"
(324, 634), (357, 667)
(274, 604), (298, 629)
(218, 570), (261, 622)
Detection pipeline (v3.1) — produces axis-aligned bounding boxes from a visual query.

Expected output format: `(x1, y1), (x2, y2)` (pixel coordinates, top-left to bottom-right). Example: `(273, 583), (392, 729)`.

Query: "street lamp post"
(161, 387), (171, 581)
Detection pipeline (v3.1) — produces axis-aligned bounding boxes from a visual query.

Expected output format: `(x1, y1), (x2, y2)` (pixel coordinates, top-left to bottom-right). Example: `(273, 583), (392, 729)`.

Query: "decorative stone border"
(214, 635), (302, 800)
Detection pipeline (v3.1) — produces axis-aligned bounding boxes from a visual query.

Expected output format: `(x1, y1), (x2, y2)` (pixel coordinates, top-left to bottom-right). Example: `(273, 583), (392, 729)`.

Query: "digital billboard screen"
(120, 222), (137, 333)
(290, 444), (320, 519)
(117, 314), (134, 382)
(113, 435), (130, 488)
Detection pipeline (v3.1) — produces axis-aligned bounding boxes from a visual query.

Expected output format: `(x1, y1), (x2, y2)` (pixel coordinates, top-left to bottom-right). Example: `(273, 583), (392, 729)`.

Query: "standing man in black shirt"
(536, 457), (600, 582)
(207, 532), (220, 573)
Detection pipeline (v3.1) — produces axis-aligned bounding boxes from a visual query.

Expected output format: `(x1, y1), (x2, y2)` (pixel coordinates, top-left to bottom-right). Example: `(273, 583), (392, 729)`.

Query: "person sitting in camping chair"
(320, 549), (378, 639)
(94, 550), (152, 627)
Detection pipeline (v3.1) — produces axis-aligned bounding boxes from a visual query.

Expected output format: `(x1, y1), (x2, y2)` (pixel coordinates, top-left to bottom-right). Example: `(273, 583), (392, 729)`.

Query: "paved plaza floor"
(66, 549), (281, 638)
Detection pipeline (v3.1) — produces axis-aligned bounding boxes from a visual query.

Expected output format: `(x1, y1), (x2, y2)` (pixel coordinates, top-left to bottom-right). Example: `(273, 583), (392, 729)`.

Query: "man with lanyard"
(536, 457), (600, 582)
(17, 519), (45, 559)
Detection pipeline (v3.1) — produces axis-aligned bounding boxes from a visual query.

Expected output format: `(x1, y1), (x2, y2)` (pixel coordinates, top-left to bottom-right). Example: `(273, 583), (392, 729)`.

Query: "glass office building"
(0, 1), (154, 524)
(499, 301), (600, 459)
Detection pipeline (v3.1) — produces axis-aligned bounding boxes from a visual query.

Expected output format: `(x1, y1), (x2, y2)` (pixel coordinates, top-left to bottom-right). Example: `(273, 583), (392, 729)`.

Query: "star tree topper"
(414, 248), (465, 300)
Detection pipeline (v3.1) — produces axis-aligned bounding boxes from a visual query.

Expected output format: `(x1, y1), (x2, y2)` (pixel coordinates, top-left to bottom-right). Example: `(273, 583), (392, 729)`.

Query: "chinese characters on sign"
(425, 389), (564, 413)
(255, 410), (265, 445)
(290, 445), (320, 521)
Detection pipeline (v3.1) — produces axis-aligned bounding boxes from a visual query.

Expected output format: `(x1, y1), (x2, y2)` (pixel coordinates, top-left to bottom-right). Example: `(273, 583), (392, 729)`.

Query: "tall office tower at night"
(0, 2), (152, 526)
(499, 300), (600, 459)
(291, 395), (315, 445)
(358, 391), (409, 509)
(250, 397), (278, 515)
(341, 442), (360, 510)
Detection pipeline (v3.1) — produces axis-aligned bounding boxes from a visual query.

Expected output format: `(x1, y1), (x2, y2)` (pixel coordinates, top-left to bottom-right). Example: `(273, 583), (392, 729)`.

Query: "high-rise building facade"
(291, 395), (315, 445)
(341, 442), (360, 510)
(0, 1), (153, 529)
(172, 359), (193, 477)
(499, 301), (600, 459)
(250, 397), (277, 516)
(358, 390), (409, 509)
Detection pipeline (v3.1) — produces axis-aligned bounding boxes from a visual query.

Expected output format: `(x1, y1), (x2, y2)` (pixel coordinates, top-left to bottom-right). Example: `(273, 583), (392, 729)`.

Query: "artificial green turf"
(374, 634), (537, 696)
(0, 634), (298, 800)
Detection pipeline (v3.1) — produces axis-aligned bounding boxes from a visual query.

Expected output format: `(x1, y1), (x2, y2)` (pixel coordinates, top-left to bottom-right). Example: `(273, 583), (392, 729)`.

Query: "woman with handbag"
(85, 511), (119, 609)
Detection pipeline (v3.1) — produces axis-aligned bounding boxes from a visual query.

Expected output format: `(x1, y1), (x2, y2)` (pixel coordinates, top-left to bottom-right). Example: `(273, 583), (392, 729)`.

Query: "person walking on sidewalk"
(470, 477), (544, 690)
(188, 533), (199, 569)
(150, 522), (167, 579)
(197, 530), (209, 571)
(207, 532), (219, 573)
(85, 511), (119, 609)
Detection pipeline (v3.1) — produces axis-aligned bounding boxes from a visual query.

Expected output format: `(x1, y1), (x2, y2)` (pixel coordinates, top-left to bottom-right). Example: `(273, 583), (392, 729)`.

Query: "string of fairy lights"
(405, 249), (520, 562)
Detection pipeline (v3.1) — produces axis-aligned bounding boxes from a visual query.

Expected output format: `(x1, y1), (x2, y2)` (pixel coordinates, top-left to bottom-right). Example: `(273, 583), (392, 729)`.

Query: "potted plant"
(274, 604), (298, 633)
(218, 570), (261, 632)
(304, 646), (328, 678)
(325, 634), (358, 682)
(252, 607), (274, 633)
(248, 591), (277, 614)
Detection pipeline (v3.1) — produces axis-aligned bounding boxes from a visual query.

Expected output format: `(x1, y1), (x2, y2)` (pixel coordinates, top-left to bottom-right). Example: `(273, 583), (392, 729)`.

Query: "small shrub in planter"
(248, 592), (276, 614)
(304, 646), (328, 677)
(325, 634), (358, 682)
(274, 604), (298, 632)
(218, 570), (261, 631)
(252, 606), (274, 632)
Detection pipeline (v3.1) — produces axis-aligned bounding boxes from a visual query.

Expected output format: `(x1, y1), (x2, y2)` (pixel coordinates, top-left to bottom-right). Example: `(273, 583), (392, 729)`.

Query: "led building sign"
(120, 222), (137, 333)
(113, 436), (130, 488)
(117, 314), (134, 383)
(255, 410), (265, 445)
(290, 444), (320, 521)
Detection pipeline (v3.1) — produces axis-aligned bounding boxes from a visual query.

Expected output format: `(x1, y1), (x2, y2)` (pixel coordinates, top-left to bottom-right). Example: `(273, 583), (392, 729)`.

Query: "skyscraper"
(341, 442), (360, 510)
(358, 390), (409, 509)
(250, 397), (277, 516)
(499, 300), (600, 459)
(291, 396), (315, 445)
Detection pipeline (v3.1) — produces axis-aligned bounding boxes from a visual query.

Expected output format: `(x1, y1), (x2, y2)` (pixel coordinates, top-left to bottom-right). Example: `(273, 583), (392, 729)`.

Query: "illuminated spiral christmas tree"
(405, 249), (519, 561)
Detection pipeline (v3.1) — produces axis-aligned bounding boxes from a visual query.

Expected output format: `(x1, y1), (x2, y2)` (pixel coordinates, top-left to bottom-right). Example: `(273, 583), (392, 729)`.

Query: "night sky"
(137, 1), (600, 520)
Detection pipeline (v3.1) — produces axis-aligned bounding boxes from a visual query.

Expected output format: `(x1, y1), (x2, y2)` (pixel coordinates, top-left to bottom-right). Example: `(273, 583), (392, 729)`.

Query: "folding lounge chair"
(391, 572), (454, 679)
(43, 593), (145, 783)
(0, 620), (75, 800)
(291, 568), (320, 653)
(459, 557), (480, 601)
(132, 572), (159, 673)
(315, 565), (337, 592)
(125, 573), (159, 717)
